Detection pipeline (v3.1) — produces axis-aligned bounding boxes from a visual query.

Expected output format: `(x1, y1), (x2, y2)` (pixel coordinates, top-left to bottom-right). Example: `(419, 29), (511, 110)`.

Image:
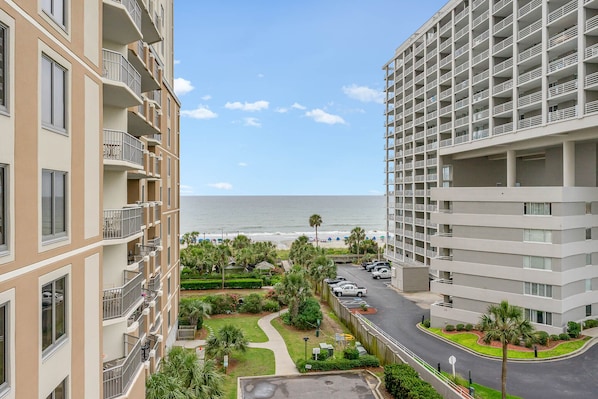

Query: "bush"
(559, 333), (570, 341)
(343, 347), (360, 360)
(200, 294), (238, 314)
(584, 319), (598, 329)
(384, 363), (443, 399)
(180, 278), (262, 290)
(567, 321), (581, 338)
(549, 334), (560, 342)
(445, 324), (455, 332)
(422, 319), (431, 328)
(524, 338), (534, 348)
(464, 324), (473, 331)
(456, 324), (465, 331)
(296, 355), (379, 372)
(263, 299), (280, 312)
(293, 298), (323, 330)
(238, 293), (263, 314)
(535, 331), (549, 346)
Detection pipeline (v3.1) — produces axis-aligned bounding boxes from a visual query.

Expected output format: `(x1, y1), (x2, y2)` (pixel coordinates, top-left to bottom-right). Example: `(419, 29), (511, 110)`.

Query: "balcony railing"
(103, 334), (142, 399)
(494, 57), (513, 74)
(518, 90), (542, 107)
(103, 270), (143, 320)
(548, 79), (577, 98)
(548, 105), (577, 122)
(103, 207), (143, 240)
(585, 100), (598, 114)
(548, 26), (577, 49)
(493, 79), (513, 94)
(103, 129), (144, 166)
(108, 0), (141, 30)
(494, 100), (513, 114)
(548, 0), (577, 24)
(519, 20), (541, 40)
(549, 53), (577, 74)
(148, 271), (161, 292)
(519, 43), (542, 63)
(518, 66), (542, 85)
(518, 114), (542, 129)
(102, 49), (141, 97)
(518, 0), (541, 19)
(493, 36), (513, 54)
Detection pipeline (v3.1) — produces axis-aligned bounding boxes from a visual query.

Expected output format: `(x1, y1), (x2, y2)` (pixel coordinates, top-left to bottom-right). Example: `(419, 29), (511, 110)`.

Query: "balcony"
(103, 207), (143, 241)
(493, 79), (513, 95)
(128, 100), (161, 137)
(102, 49), (142, 108)
(493, 122), (513, 135)
(137, 0), (162, 44)
(548, 0), (577, 25)
(103, 334), (142, 399)
(548, 105), (577, 122)
(518, 114), (542, 129)
(148, 271), (161, 292)
(547, 79), (577, 99)
(493, 57), (513, 76)
(103, 270), (144, 320)
(128, 42), (160, 92)
(103, 129), (144, 170)
(548, 52), (577, 75)
(103, 0), (142, 44)
(146, 133), (162, 147)
(548, 26), (577, 49)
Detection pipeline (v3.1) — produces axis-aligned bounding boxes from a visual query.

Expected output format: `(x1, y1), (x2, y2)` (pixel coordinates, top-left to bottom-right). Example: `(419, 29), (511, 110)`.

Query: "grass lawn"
(428, 327), (590, 358)
(204, 314), (269, 343)
(222, 347), (274, 399)
(442, 372), (523, 399)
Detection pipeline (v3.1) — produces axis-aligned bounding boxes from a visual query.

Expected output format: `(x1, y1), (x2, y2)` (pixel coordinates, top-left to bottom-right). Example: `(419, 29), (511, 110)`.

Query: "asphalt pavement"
(336, 264), (598, 399)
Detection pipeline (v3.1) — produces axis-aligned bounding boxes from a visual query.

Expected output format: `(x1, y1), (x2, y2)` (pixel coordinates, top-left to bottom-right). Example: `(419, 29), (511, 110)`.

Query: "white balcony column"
(507, 150), (516, 187)
(563, 141), (575, 187)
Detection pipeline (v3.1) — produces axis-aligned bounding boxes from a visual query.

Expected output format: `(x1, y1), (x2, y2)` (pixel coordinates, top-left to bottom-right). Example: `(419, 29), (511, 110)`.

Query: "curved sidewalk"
(248, 309), (299, 375)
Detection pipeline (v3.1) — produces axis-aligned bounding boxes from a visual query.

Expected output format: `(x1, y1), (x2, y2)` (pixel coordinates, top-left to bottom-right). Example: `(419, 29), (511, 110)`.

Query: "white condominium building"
(0, 0), (180, 397)
(384, 0), (598, 334)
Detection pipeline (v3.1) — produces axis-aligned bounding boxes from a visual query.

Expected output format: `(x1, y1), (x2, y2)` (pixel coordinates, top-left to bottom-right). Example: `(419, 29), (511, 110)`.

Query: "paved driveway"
(336, 264), (598, 399)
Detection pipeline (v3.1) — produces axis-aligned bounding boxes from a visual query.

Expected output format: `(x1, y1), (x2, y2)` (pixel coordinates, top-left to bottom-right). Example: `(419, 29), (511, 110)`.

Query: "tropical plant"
(180, 231), (200, 246)
(274, 268), (312, 322)
(309, 214), (323, 246)
(289, 235), (319, 267)
(480, 300), (535, 399)
(307, 254), (336, 295)
(179, 298), (212, 329)
(346, 227), (366, 257)
(146, 346), (225, 399)
(214, 244), (232, 288)
(205, 324), (249, 365)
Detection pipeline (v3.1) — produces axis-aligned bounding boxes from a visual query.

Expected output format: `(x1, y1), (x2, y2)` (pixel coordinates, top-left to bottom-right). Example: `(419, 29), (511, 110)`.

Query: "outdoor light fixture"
(303, 337), (309, 360)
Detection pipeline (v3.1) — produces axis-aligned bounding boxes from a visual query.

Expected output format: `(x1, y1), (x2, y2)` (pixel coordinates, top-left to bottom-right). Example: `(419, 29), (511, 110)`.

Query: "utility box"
(319, 343), (334, 357)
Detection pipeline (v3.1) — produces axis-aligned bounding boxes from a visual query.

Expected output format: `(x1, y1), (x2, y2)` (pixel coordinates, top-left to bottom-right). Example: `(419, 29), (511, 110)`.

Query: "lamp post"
(303, 337), (309, 360)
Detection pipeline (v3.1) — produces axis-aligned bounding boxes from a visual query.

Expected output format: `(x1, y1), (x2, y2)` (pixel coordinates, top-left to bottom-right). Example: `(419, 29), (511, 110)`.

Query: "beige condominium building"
(0, 0), (180, 397)
(384, 0), (598, 334)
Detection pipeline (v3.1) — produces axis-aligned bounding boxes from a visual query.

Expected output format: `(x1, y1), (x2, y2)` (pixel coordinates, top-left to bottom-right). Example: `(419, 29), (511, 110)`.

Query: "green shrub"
(238, 293), (263, 314)
(200, 294), (238, 314)
(384, 363), (443, 399)
(567, 321), (581, 338)
(296, 355), (379, 372)
(293, 298), (323, 330)
(549, 334), (560, 342)
(263, 299), (280, 312)
(584, 319), (598, 329)
(422, 319), (431, 328)
(314, 349), (330, 361)
(456, 324), (465, 331)
(343, 347), (360, 360)
(445, 324), (455, 332)
(535, 331), (549, 346)
(524, 338), (534, 348)
(464, 324), (473, 331)
(559, 333), (570, 341)
(180, 278), (262, 291)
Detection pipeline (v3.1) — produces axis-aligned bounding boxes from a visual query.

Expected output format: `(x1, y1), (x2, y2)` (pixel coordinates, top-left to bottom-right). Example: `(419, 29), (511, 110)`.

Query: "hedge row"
(296, 355), (379, 372)
(384, 363), (443, 399)
(180, 278), (263, 290)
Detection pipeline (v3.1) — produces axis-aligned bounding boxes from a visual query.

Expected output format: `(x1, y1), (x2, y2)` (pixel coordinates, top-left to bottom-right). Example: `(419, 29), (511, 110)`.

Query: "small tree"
(179, 298), (211, 329)
(205, 324), (248, 366)
(480, 300), (535, 399)
(309, 214), (323, 247)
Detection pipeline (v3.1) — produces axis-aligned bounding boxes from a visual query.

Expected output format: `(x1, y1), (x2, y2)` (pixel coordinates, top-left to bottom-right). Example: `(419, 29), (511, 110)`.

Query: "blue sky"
(173, 1), (447, 196)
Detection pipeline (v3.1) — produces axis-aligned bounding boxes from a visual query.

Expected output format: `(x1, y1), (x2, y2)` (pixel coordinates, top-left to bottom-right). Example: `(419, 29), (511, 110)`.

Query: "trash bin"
(469, 386), (475, 395)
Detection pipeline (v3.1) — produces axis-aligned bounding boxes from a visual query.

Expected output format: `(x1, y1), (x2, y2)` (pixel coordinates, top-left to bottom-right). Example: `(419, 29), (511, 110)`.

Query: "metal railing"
(518, 114), (542, 129)
(493, 57), (513, 74)
(108, 0), (141, 30)
(103, 207), (143, 240)
(585, 100), (598, 114)
(548, 79), (577, 98)
(493, 79), (513, 94)
(493, 122), (513, 135)
(494, 14), (513, 33)
(494, 101), (513, 114)
(548, 0), (577, 24)
(103, 129), (144, 166)
(518, 0), (541, 19)
(519, 19), (541, 40)
(585, 43), (598, 59)
(519, 43), (542, 63)
(148, 271), (161, 291)
(548, 52), (577, 74)
(103, 334), (142, 399)
(548, 105), (577, 122)
(103, 270), (143, 320)
(102, 49), (141, 97)
(493, 36), (513, 54)
(548, 26), (577, 49)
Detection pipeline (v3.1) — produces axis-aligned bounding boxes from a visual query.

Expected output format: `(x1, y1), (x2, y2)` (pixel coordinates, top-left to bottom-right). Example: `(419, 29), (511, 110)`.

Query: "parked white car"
(372, 268), (391, 279)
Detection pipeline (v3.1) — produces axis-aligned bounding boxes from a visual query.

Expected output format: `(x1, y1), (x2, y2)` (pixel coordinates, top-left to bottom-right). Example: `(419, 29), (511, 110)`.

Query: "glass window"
(586, 203), (592, 214)
(525, 309), (552, 325)
(42, 170), (67, 241)
(167, 187), (171, 207)
(41, 55), (66, 132)
(42, 0), (66, 28)
(167, 216), (170, 236)
(586, 279), (592, 292)
(0, 303), (7, 389)
(167, 127), (171, 148)
(0, 23), (6, 111)
(587, 253), (592, 265)
(42, 276), (66, 353)
(524, 282), (552, 297)
(167, 276), (171, 296)
(586, 305), (592, 318)
(586, 228), (592, 240)
(167, 246), (171, 266)
(46, 377), (66, 399)
(0, 165), (6, 251)
(523, 229), (551, 243)
(523, 256), (552, 270)
(524, 202), (551, 215)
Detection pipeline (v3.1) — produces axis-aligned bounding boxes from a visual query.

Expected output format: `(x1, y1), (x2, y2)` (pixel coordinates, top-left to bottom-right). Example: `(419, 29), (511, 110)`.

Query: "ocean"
(180, 195), (386, 247)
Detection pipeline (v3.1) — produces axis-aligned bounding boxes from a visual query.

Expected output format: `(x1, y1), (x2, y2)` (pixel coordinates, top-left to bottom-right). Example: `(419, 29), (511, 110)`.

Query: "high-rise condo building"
(384, 0), (598, 334)
(0, 0), (180, 397)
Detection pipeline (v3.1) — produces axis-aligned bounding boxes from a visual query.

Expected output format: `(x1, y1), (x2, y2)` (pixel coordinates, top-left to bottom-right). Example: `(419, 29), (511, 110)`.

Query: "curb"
(416, 323), (598, 363)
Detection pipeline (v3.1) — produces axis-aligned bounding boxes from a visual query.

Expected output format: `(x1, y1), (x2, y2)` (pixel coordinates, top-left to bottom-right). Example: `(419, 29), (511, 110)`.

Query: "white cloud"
(180, 105), (218, 119)
(276, 107), (289, 113)
(244, 117), (261, 127)
(174, 59), (181, 65)
(342, 84), (384, 104)
(174, 77), (194, 96)
(257, 73), (264, 78)
(180, 185), (195, 195)
(201, 94), (212, 101)
(209, 182), (233, 190)
(305, 109), (346, 125)
(291, 102), (306, 110)
(238, 162), (248, 167)
(225, 100), (269, 112)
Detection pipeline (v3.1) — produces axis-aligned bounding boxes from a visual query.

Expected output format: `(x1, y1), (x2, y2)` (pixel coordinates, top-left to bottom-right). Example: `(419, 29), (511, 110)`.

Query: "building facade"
(384, 0), (598, 334)
(0, 0), (180, 397)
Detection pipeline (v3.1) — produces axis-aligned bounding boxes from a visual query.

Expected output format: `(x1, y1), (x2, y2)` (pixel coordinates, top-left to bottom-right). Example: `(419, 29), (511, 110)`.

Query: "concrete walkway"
(174, 309), (299, 375)
(248, 309), (300, 375)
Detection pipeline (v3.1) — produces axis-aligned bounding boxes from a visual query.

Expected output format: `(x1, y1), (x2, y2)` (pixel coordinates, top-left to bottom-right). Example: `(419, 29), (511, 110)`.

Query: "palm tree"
(205, 324), (248, 367)
(346, 227), (366, 258)
(179, 298), (211, 328)
(309, 214), (323, 247)
(480, 300), (535, 399)
(274, 269), (312, 322)
(145, 372), (186, 399)
(289, 235), (318, 267)
(307, 255), (336, 295)
(214, 243), (232, 289)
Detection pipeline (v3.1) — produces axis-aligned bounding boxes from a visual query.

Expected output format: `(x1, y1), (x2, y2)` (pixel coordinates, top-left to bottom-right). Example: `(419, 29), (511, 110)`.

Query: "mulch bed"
(350, 307), (378, 315)
(440, 329), (585, 351)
